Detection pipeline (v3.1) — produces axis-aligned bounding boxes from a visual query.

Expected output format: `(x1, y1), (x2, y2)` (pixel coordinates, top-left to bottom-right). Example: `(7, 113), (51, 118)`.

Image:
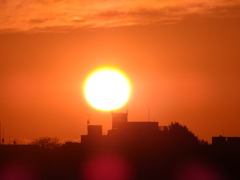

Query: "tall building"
(81, 112), (168, 148)
(111, 111), (128, 129)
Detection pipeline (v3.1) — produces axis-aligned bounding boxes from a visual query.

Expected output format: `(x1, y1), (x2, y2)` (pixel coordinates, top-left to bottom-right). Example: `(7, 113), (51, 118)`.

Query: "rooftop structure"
(111, 111), (128, 129)
(81, 112), (169, 148)
(212, 136), (240, 147)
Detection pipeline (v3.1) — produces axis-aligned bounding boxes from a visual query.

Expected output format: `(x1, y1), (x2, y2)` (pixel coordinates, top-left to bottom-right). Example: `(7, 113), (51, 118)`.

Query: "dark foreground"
(0, 142), (240, 180)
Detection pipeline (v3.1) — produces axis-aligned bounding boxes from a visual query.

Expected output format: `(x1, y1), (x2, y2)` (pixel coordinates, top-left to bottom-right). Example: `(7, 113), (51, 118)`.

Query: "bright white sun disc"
(84, 69), (131, 111)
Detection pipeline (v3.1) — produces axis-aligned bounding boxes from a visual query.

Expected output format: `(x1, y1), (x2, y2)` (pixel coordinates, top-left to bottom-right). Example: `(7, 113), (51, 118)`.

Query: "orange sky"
(0, 0), (240, 143)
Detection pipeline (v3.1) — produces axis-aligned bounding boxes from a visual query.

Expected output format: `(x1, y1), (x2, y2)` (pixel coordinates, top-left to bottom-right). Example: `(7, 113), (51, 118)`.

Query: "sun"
(84, 68), (131, 111)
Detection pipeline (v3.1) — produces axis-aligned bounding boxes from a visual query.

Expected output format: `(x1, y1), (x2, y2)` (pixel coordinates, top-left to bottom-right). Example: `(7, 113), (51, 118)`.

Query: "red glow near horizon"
(0, 161), (39, 180)
(173, 160), (227, 180)
(80, 152), (134, 180)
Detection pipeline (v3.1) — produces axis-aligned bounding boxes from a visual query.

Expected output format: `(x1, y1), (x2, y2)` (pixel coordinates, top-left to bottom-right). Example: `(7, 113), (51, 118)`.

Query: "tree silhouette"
(30, 137), (61, 150)
(168, 122), (200, 147)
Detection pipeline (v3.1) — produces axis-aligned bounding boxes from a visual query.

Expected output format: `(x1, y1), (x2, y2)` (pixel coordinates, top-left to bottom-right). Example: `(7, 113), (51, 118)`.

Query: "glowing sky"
(0, 0), (240, 143)
(1, 0), (240, 32)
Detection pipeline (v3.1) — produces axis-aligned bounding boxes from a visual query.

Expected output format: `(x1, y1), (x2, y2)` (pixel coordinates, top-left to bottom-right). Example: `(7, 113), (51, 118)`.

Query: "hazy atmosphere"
(0, 0), (240, 143)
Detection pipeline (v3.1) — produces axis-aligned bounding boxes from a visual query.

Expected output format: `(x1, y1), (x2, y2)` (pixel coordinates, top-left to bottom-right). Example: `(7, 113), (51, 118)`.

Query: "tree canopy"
(168, 122), (208, 146)
(30, 137), (61, 150)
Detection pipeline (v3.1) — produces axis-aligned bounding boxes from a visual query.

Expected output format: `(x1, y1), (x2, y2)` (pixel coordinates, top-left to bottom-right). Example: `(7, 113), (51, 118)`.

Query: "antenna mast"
(2, 127), (4, 145)
(0, 122), (1, 145)
(148, 106), (150, 122)
(87, 114), (91, 125)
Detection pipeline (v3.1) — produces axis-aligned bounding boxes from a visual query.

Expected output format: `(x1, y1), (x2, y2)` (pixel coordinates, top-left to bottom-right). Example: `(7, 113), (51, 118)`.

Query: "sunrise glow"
(84, 68), (131, 111)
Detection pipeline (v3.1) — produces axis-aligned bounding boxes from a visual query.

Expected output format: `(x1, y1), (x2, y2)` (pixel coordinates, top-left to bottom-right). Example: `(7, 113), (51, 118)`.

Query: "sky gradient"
(0, 0), (240, 144)
(1, 0), (240, 32)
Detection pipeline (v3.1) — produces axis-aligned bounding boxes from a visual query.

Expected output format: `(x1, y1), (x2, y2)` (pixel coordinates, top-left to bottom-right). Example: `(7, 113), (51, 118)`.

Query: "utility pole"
(2, 127), (4, 145)
(148, 106), (150, 122)
(0, 122), (1, 145)
(87, 114), (91, 125)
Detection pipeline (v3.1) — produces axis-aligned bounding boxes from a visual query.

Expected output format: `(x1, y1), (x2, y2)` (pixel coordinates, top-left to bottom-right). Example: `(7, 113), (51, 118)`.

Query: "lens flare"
(80, 152), (134, 180)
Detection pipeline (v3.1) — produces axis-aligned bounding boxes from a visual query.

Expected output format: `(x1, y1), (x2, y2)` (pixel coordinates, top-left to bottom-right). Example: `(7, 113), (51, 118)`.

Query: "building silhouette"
(81, 112), (169, 149)
(212, 136), (240, 148)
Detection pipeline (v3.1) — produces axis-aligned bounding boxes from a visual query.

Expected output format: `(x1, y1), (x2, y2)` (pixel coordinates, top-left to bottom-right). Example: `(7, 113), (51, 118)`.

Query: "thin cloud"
(0, 0), (240, 33)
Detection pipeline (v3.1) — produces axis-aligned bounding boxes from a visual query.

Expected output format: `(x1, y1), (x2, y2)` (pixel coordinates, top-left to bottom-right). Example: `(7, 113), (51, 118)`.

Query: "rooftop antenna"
(2, 127), (4, 145)
(0, 122), (1, 145)
(87, 114), (91, 125)
(148, 106), (150, 122)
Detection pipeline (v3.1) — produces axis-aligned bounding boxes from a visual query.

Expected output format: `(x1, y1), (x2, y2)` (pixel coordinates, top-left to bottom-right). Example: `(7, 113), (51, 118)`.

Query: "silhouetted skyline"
(1, 1), (240, 144)
(1, 116), (240, 180)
